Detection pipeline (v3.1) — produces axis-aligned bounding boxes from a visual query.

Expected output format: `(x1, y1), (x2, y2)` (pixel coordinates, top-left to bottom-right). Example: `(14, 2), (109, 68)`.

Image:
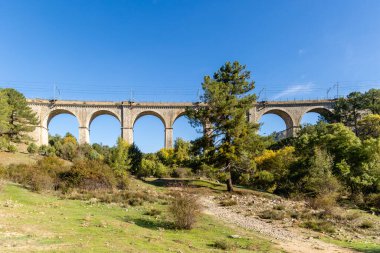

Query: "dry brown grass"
(0, 151), (39, 166)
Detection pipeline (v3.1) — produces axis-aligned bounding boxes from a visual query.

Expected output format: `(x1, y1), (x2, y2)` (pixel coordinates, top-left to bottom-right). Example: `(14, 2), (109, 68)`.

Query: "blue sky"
(1, 0), (379, 152)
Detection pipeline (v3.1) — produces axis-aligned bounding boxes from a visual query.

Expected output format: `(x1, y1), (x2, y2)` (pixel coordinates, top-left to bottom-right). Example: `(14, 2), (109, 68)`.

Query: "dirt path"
(200, 196), (356, 253)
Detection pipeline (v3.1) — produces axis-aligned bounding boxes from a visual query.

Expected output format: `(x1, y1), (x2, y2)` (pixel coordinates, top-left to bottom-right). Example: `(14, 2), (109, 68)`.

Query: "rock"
(229, 234), (241, 239)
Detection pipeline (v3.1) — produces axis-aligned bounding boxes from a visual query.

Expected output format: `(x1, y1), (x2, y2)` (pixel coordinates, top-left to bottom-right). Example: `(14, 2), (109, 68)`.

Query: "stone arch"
(171, 111), (188, 128)
(303, 107), (332, 120)
(44, 108), (79, 128)
(258, 108), (295, 137)
(41, 108), (80, 145)
(87, 110), (122, 146)
(88, 110), (121, 127)
(133, 110), (167, 128)
(132, 110), (167, 151)
(171, 111), (202, 143)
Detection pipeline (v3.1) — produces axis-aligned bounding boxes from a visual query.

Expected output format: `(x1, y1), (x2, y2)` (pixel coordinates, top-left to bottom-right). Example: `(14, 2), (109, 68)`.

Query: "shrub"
(28, 170), (54, 192)
(139, 158), (169, 178)
(212, 240), (234, 250)
(60, 142), (78, 161)
(359, 220), (374, 229)
(4, 163), (55, 192)
(27, 143), (38, 154)
(7, 144), (17, 153)
(144, 208), (162, 216)
(309, 194), (337, 214)
(220, 198), (238, 206)
(365, 193), (380, 211)
(169, 192), (201, 229)
(273, 204), (285, 211)
(38, 145), (56, 156)
(0, 137), (9, 151)
(172, 167), (193, 178)
(301, 220), (335, 233)
(58, 159), (117, 191)
(259, 210), (285, 220)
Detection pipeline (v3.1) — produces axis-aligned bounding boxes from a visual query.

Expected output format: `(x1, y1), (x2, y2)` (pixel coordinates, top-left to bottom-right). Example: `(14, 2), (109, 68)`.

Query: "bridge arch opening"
(258, 109), (294, 138)
(172, 114), (202, 143)
(133, 113), (165, 153)
(47, 110), (79, 142)
(89, 112), (121, 146)
(300, 108), (331, 126)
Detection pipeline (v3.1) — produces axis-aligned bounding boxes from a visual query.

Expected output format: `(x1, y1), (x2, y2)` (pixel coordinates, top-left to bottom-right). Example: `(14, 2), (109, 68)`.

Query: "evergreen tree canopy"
(0, 88), (38, 143)
(0, 91), (10, 134)
(186, 61), (259, 191)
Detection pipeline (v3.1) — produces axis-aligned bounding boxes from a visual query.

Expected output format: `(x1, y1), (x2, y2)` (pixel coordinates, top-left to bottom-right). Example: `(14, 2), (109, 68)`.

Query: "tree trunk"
(226, 171), (234, 192)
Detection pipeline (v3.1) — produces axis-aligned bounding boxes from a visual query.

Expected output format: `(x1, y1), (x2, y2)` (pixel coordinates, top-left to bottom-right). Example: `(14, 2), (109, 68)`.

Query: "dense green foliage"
(186, 61), (260, 191)
(0, 88), (38, 144)
(327, 89), (380, 134)
(1, 77), (379, 214)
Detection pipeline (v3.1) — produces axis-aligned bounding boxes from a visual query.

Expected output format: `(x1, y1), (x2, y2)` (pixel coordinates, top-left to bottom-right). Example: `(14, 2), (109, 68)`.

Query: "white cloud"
(271, 83), (314, 100)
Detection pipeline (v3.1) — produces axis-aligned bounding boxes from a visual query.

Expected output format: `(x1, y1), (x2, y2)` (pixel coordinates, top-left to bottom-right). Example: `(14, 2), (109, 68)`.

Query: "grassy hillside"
(0, 152), (40, 167)
(0, 182), (280, 253)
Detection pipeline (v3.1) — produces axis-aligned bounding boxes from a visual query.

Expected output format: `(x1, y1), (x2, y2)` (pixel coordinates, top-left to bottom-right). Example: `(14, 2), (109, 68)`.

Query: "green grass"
(321, 237), (380, 253)
(145, 178), (280, 199)
(0, 183), (280, 252)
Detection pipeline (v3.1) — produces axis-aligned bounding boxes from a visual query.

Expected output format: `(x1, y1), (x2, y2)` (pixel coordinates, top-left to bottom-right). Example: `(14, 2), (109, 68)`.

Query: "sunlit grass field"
(0, 182), (280, 252)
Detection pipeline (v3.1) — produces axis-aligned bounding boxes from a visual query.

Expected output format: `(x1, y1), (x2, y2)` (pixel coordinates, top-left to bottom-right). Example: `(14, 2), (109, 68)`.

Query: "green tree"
(363, 88), (380, 114)
(327, 89), (380, 135)
(329, 92), (364, 135)
(186, 61), (259, 191)
(0, 88), (38, 143)
(110, 137), (131, 176)
(295, 122), (379, 195)
(128, 143), (143, 175)
(0, 91), (10, 135)
(174, 138), (191, 166)
(357, 114), (380, 140)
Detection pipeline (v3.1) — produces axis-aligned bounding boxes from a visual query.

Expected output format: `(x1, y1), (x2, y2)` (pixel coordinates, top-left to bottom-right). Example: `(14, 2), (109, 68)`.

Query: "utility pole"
(336, 82), (339, 98)
(257, 88), (265, 101)
(326, 87), (332, 99)
(53, 82), (56, 100)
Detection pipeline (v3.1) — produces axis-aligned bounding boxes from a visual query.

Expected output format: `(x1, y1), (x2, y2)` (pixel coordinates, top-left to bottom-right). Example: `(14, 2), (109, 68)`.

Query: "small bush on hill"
(7, 144), (17, 153)
(212, 240), (234, 250)
(169, 192), (201, 229)
(4, 163), (54, 192)
(259, 209), (285, 220)
(27, 143), (38, 154)
(38, 145), (56, 156)
(365, 193), (380, 212)
(301, 220), (335, 234)
(139, 158), (169, 178)
(220, 198), (238, 206)
(359, 220), (374, 229)
(58, 159), (117, 191)
(171, 167), (193, 178)
(309, 194), (337, 214)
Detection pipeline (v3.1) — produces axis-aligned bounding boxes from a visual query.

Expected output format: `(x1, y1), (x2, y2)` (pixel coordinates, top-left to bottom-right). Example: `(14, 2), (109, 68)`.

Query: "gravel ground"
(201, 196), (356, 253)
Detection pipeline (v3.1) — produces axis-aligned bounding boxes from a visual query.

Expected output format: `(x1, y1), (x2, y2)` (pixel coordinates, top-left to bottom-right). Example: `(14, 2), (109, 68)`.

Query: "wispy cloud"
(272, 82), (314, 100)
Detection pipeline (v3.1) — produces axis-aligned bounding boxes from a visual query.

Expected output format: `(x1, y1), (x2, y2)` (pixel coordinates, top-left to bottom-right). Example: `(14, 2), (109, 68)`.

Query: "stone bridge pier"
(27, 99), (334, 148)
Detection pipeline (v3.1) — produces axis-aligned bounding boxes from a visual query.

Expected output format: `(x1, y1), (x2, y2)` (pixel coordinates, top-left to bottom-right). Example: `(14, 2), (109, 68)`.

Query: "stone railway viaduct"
(27, 99), (335, 148)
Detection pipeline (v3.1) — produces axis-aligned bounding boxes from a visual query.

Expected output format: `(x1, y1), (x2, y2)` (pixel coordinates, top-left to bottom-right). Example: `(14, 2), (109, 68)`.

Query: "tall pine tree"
(0, 88), (38, 143)
(0, 91), (10, 135)
(187, 61), (259, 191)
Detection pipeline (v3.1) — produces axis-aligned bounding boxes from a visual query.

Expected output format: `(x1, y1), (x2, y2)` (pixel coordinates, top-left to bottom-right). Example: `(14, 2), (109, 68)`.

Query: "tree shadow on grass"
(123, 216), (174, 230)
(145, 178), (225, 191)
